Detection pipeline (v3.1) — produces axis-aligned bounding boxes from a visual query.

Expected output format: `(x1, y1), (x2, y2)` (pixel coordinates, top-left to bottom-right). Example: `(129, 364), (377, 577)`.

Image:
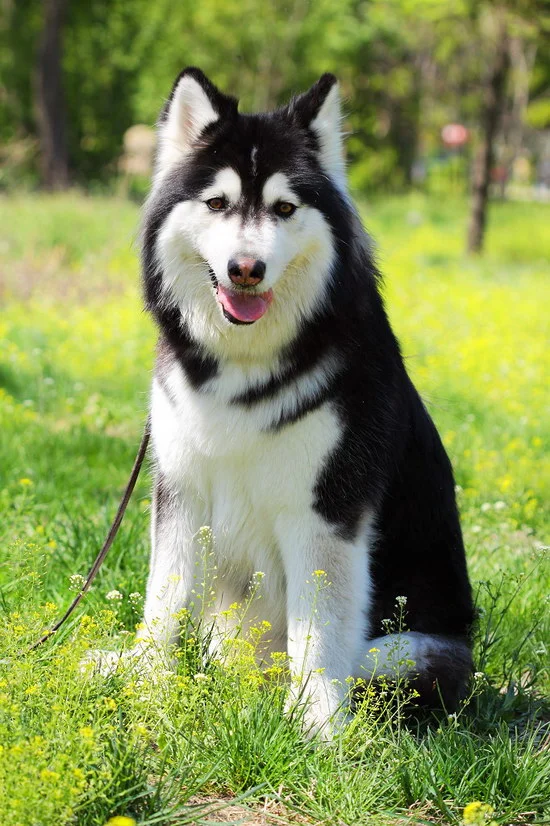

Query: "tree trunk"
(35, 0), (69, 190)
(467, 14), (510, 254)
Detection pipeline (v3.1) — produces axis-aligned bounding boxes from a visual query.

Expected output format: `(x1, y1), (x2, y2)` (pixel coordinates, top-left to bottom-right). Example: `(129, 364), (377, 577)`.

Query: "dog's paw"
(80, 642), (173, 680)
(80, 648), (124, 677)
(286, 677), (349, 741)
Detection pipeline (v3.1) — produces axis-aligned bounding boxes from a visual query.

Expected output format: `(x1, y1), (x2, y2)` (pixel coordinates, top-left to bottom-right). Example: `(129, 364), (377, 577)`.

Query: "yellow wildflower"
(104, 818), (137, 826)
(463, 801), (496, 826)
(40, 769), (60, 782)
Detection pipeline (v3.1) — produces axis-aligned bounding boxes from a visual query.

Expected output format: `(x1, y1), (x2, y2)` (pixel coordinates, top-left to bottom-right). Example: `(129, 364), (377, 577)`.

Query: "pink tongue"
(217, 284), (273, 323)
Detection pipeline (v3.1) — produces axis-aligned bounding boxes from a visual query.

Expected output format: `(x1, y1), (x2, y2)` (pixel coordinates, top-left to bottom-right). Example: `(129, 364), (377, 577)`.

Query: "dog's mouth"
(210, 273), (273, 325)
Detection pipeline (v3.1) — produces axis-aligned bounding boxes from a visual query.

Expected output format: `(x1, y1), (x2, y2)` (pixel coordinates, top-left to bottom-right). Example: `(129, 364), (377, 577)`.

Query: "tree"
(466, 1), (549, 253)
(35, 0), (69, 190)
(467, 7), (510, 253)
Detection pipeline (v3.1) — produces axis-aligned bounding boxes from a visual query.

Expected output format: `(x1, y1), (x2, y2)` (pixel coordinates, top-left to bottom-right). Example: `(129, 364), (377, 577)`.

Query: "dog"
(135, 67), (474, 735)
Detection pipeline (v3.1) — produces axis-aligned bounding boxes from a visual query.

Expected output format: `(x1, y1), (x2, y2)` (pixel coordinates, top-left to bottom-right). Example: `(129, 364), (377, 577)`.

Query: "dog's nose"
(228, 257), (266, 287)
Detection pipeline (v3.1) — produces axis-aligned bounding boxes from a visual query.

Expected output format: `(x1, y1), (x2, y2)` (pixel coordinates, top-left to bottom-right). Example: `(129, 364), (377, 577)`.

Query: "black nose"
(228, 257), (266, 286)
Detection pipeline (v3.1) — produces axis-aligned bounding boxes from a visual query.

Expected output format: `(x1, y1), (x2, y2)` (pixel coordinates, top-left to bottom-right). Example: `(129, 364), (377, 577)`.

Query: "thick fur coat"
(137, 68), (474, 734)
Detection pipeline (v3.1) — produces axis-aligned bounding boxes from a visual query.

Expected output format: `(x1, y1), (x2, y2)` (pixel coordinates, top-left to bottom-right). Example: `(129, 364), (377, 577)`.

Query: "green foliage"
(62, 0), (155, 182)
(1, 0), (548, 189)
(0, 192), (549, 824)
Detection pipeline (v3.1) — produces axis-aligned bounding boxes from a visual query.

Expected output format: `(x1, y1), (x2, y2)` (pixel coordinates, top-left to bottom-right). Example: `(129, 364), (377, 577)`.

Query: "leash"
(28, 416), (151, 652)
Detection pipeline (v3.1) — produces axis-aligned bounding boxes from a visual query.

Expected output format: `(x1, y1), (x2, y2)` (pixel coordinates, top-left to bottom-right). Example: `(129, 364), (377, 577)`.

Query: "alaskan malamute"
(137, 68), (474, 734)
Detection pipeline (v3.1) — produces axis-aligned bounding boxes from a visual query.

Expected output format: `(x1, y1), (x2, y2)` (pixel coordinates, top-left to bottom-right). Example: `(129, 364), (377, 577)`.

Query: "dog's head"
(143, 68), (351, 361)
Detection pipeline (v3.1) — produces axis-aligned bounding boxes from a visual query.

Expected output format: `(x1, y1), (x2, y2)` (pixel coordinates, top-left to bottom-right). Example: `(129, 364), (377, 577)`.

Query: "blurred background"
(0, 1), (548, 577)
(1, 0), (550, 251)
(1, 5), (550, 819)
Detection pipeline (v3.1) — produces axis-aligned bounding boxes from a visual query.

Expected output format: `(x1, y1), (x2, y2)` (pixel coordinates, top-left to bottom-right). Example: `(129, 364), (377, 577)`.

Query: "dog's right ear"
(156, 68), (237, 178)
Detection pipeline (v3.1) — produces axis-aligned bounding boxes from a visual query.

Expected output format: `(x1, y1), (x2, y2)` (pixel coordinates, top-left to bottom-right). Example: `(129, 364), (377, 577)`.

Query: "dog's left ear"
(289, 74), (346, 189)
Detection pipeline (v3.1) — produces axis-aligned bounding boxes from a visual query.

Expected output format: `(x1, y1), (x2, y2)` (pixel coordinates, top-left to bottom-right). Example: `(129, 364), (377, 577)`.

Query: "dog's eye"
(206, 197), (227, 211)
(274, 201), (296, 218)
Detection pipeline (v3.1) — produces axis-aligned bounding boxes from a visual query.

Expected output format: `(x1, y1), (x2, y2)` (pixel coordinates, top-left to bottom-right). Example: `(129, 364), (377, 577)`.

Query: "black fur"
(142, 68), (474, 706)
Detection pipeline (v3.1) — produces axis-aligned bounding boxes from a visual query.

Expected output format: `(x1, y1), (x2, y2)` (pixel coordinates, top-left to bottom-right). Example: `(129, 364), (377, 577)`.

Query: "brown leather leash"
(28, 416), (151, 652)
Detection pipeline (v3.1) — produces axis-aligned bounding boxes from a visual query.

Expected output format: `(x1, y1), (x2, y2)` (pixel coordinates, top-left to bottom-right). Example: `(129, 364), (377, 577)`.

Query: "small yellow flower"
(80, 615), (97, 632)
(40, 768), (60, 782)
(313, 569), (326, 576)
(463, 801), (495, 826)
(79, 726), (94, 741)
(368, 647), (380, 653)
(104, 818), (137, 826)
(103, 697), (117, 711)
(18, 478), (33, 486)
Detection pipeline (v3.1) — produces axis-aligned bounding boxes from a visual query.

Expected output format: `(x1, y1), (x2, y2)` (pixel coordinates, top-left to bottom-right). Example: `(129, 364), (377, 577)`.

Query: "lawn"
(0, 191), (548, 825)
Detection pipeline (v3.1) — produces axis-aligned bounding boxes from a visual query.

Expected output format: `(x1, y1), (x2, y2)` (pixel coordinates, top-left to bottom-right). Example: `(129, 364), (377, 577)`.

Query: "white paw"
(80, 641), (174, 680)
(287, 676), (349, 740)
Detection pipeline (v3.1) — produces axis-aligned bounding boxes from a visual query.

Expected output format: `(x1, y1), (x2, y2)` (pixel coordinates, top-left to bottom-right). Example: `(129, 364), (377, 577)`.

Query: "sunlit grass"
(0, 192), (548, 825)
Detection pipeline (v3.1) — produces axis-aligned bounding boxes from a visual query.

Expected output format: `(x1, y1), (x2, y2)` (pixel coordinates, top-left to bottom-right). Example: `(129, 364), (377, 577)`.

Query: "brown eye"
(206, 197), (227, 211)
(274, 201), (296, 218)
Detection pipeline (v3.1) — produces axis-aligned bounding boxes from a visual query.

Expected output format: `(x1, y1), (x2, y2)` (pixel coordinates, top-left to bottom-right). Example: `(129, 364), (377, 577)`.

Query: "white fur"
(155, 168), (335, 363)
(143, 359), (457, 733)
(156, 75), (219, 181)
(359, 632), (439, 678)
(201, 167), (242, 204)
(310, 83), (347, 191)
(201, 352), (342, 419)
(262, 172), (297, 206)
(142, 362), (375, 734)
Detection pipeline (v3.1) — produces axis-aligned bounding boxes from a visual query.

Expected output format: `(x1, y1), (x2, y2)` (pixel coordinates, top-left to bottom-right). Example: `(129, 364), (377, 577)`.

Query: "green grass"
(0, 191), (549, 825)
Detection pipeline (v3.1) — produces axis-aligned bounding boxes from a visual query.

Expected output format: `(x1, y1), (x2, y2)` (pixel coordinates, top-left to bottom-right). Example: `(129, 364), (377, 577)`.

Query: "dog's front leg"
(135, 473), (203, 658)
(83, 473), (205, 678)
(279, 517), (370, 737)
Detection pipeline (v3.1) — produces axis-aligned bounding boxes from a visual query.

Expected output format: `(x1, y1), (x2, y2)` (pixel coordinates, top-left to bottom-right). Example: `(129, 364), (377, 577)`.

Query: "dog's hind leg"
(356, 632), (472, 711)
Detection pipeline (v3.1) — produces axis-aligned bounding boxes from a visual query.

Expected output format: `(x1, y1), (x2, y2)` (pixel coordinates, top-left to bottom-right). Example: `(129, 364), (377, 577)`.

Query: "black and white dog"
(136, 68), (474, 734)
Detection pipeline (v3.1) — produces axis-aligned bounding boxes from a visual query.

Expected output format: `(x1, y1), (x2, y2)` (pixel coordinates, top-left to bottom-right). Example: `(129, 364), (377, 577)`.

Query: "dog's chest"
(152, 360), (342, 553)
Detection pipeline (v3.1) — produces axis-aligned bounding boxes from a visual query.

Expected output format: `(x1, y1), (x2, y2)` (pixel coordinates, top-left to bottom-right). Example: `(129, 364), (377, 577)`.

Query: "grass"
(0, 190), (549, 825)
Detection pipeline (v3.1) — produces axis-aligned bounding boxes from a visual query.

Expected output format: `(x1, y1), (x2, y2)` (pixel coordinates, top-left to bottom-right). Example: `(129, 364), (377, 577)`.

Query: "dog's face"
(144, 68), (349, 361)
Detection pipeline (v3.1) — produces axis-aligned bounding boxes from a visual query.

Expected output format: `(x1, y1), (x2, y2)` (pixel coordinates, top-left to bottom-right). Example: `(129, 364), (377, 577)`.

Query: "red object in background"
(491, 165), (507, 183)
(441, 124), (469, 148)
